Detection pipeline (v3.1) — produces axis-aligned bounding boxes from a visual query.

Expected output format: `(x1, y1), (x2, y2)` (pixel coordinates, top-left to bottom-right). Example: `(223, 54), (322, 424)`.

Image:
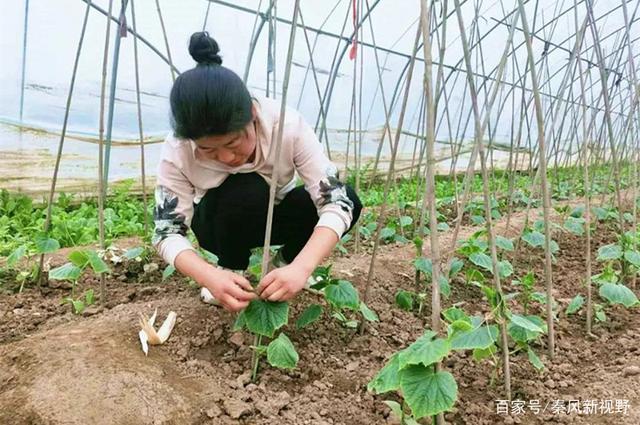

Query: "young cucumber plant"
(233, 255), (379, 381)
(377, 245), (547, 421)
(455, 230), (548, 370)
(367, 302), (545, 422)
(395, 237), (461, 314)
(2, 235), (60, 292)
(589, 232), (640, 313)
(302, 265), (379, 329)
(233, 249), (298, 381)
(48, 249), (110, 314)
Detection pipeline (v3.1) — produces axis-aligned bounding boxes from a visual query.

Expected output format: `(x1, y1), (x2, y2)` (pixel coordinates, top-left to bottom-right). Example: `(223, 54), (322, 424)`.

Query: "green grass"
(0, 161), (636, 258)
(0, 180), (150, 257)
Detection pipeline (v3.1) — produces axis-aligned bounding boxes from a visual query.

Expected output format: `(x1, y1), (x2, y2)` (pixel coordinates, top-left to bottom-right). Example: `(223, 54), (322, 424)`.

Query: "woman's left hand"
(257, 263), (309, 301)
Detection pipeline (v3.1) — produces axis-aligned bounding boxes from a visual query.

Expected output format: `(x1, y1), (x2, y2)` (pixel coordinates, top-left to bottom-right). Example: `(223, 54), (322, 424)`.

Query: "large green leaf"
(498, 260), (514, 278)
(508, 315), (546, 342)
(49, 262), (82, 281)
(124, 247), (145, 260)
(448, 258), (464, 277)
(509, 314), (545, 333)
(86, 250), (110, 274)
(68, 250), (89, 268)
(266, 333), (299, 369)
(623, 250), (640, 268)
(522, 231), (545, 248)
(469, 252), (492, 272)
(597, 244), (622, 261)
(243, 299), (289, 337)
(599, 283), (639, 308)
(570, 205), (585, 218)
(7, 245), (27, 268)
(296, 304), (323, 329)
(367, 353), (401, 394)
(399, 216), (413, 228)
(449, 325), (498, 350)
(399, 365), (458, 419)
(563, 217), (585, 236)
(414, 257), (432, 275)
(495, 235), (514, 251)
(438, 275), (451, 298)
(395, 290), (414, 311)
(359, 302), (379, 322)
(398, 332), (450, 368)
(566, 295), (584, 315)
(35, 236), (60, 254)
(442, 307), (469, 324)
(380, 227), (396, 240)
(324, 280), (360, 310)
(527, 347), (544, 370)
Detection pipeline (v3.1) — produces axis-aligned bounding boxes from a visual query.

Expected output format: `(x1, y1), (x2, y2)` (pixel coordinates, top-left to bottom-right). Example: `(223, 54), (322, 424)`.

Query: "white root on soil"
(138, 308), (177, 356)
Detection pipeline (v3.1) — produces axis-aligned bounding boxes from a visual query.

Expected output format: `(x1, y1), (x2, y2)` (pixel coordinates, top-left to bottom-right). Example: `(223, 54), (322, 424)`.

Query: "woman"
(152, 32), (362, 313)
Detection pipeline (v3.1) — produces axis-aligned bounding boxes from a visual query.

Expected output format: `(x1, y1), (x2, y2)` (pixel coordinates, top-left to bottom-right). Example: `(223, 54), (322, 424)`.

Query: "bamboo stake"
(360, 25), (423, 335)
(37, 0), (93, 286)
(253, 0), (300, 381)
(130, 0), (149, 236)
(585, 0), (626, 230)
(443, 7), (520, 276)
(97, 0), (114, 305)
(19, 0), (30, 122)
(418, 3), (445, 423)
(452, 0), (512, 399)
(620, 0), (640, 288)
(154, 0), (175, 82)
(516, 0), (556, 358)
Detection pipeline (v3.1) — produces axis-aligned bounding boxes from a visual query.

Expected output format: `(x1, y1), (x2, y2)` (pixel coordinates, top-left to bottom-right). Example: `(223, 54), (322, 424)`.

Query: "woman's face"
(194, 109), (258, 167)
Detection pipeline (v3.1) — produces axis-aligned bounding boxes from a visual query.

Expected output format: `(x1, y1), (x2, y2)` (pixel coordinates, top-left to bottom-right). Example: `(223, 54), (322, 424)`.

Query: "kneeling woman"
(153, 32), (362, 312)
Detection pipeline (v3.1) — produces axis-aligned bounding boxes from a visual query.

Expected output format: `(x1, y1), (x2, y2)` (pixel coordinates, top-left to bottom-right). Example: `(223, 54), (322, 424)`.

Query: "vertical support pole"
(19, 0), (30, 121)
(103, 0), (129, 192)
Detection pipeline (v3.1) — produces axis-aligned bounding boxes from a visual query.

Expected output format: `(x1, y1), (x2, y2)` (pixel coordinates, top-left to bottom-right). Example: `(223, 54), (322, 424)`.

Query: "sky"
(0, 0), (637, 193)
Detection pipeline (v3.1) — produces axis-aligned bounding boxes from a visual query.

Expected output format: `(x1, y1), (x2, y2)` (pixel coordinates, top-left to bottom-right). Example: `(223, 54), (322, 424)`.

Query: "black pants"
(191, 173), (362, 270)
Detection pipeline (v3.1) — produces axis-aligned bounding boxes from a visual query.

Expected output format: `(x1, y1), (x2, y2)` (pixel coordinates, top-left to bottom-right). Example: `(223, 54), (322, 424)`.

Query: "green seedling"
(48, 249), (110, 313)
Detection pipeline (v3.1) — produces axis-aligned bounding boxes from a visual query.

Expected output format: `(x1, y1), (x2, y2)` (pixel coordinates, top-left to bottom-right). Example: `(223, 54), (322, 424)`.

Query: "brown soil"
(0, 206), (639, 424)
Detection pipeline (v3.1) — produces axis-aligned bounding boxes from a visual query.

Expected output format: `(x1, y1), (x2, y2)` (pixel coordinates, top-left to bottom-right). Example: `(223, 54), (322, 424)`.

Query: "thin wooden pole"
(419, 2), (445, 422)
(130, 0), (149, 236)
(253, 0), (300, 381)
(19, 0), (30, 122)
(154, 0), (175, 82)
(516, 0), (556, 359)
(37, 0), (93, 285)
(97, 0), (114, 305)
(452, 0), (512, 400)
(360, 25), (423, 334)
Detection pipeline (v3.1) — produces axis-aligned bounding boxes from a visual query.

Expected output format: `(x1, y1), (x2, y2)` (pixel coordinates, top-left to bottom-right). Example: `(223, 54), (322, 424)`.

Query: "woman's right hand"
(203, 268), (256, 312)
(174, 250), (256, 312)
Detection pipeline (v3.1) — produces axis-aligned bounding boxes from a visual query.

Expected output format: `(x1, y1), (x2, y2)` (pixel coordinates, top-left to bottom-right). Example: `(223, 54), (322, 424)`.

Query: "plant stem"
(251, 334), (263, 382)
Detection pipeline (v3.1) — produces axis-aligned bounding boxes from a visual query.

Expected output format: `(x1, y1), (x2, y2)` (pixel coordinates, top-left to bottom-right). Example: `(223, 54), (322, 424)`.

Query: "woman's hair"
(169, 32), (253, 140)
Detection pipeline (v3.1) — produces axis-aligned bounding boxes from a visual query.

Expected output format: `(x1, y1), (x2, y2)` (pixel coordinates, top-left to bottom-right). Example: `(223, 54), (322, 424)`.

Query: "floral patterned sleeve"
(152, 159), (196, 266)
(292, 111), (354, 238)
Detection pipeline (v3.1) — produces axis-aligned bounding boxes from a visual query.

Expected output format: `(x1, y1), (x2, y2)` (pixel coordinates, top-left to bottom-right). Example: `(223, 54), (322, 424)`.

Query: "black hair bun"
(188, 31), (223, 65)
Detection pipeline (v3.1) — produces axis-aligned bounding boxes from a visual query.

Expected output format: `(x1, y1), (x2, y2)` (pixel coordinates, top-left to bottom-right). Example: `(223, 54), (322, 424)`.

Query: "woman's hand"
(174, 250), (255, 312)
(257, 263), (309, 302)
(203, 268), (256, 312)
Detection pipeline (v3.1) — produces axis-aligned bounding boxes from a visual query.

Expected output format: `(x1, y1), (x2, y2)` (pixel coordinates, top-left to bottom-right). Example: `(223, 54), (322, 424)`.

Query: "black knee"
(202, 172), (269, 211)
